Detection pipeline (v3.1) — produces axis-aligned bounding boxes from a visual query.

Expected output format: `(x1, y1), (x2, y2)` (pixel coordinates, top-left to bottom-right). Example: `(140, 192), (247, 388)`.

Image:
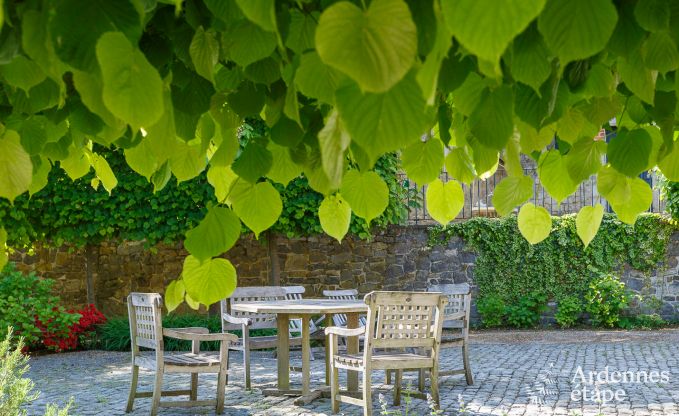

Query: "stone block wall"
(9, 226), (679, 322)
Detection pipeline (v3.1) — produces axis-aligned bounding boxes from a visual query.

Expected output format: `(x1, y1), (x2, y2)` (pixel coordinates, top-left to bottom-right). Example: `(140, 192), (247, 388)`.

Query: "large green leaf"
(491, 175), (534, 216)
(658, 140), (679, 181)
(607, 128), (652, 177)
(207, 165), (238, 202)
(96, 32), (164, 130)
(170, 140), (207, 182)
(0, 130), (32, 202)
(425, 178), (464, 225)
(517, 120), (555, 153)
(286, 9), (318, 54)
(234, 0), (277, 32)
(618, 50), (657, 104)
(124, 139), (159, 180)
(598, 167), (652, 224)
(318, 110), (350, 189)
(445, 147), (475, 184)
(442, 0), (545, 64)
(340, 170), (389, 224)
(190, 26), (219, 83)
(231, 140), (272, 183)
(469, 85), (514, 150)
(517, 203), (552, 244)
(61, 146), (91, 180)
(537, 150), (577, 203)
(597, 166), (631, 205)
(565, 137), (606, 183)
(417, 2), (451, 105)
(450, 73), (487, 116)
(90, 153), (117, 195)
(295, 52), (342, 105)
(316, 0), (417, 93)
(0, 55), (45, 91)
(50, 0), (141, 70)
(270, 117), (303, 147)
(507, 25), (552, 93)
(336, 72), (427, 166)
(634, 0), (669, 32)
(538, 0), (618, 65)
(164, 279), (186, 313)
(576, 204), (604, 248)
(182, 255), (237, 306)
(184, 206), (241, 262)
(642, 32), (679, 74)
(231, 181), (282, 238)
(266, 142), (302, 186)
(319, 193), (352, 243)
(402, 138), (444, 185)
(225, 20), (277, 67)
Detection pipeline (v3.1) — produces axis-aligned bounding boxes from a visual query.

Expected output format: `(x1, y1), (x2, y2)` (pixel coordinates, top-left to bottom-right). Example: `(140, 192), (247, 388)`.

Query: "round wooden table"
(231, 299), (367, 404)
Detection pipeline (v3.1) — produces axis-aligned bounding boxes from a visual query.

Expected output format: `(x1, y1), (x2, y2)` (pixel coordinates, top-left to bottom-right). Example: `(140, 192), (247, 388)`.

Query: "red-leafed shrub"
(35, 304), (107, 352)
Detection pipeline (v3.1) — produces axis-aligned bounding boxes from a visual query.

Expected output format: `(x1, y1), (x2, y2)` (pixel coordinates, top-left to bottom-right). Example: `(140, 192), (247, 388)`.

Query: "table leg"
(277, 313), (290, 391)
(301, 315), (311, 395)
(346, 312), (359, 392)
(325, 314), (333, 386)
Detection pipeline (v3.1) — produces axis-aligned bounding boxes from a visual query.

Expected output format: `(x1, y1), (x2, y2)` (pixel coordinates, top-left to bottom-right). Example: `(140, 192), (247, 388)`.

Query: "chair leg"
(330, 362), (339, 413)
(363, 370), (372, 416)
(463, 343), (474, 385)
(393, 370), (402, 406)
(430, 365), (440, 407)
(385, 369), (391, 385)
(150, 370), (163, 416)
(190, 373), (198, 401)
(243, 344), (251, 390)
(225, 349), (230, 386)
(418, 369), (426, 392)
(125, 365), (139, 412)
(216, 369), (227, 414)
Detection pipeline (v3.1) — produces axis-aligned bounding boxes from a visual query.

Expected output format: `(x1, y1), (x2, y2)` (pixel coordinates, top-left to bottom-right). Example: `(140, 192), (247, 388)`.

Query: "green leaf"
(190, 26), (219, 83)
(28, 156), (50, 196)
(60, 146), (91, 180)
(170, 140), (207, 182)
(182, 255), (237, 306)
(50, 0), (141, 70)
(165, 279), (185, 313)
(235, 0), (277, 32)
(295, 52), (341, 105)
(538, 0), (617, 65)
(565, 137), (606, 183)
(96, 32), (164, 130)
(607, 128), (652, 177)
(634, 0), (669, 32)
(0, 130), (32, 202)
(318, 110), (350, 189)
(576, 204), (604, 248)
(581, 64), (616, 97)
(425, 178), (464, 225)
(402, 138), (444, 185)
(597, 165), (631, 205)
(507, 25), (552, 93)
(555, 107), (599, 144)
(266, 142), (302, 186)
(491, 175), (534, 216)
(469, 85), (514, 150)
(316, 0), (417, 93)
(184, 206), (241, 262)
(658, 140), (679, 181)
(286, 9), (318, 54)
(598, 167), (652, 224)
(0, 228), (7, 270)
(19, 116), (47, 156)
(72, 70), (121, 127)
(0, 55), (45, 91)
(226, 20), (277, 67)
(618, 50), (657, 104)
(340, 170), (389, 224)
(445, 147), (475, 184)
(124, 139), (159, 180)
(207, 165), (238, 202)
(450, 72), (487, 116)
(227, 81), (266, 118)
(336, 72), (427, 167)
(417, 3), (451, 105)
(442, 0), (545, 64)
(538, 150), (578, 203)
(231, 140), (272, 183)
(517, 203), (552, 244)
(270, 117), (304, 147)
(517, 121), (555, 153)
(642, 32), (679, 74)
(231, 181), (282, 238)
(90, 153), (117, 195)
(319, 193), (352, 243)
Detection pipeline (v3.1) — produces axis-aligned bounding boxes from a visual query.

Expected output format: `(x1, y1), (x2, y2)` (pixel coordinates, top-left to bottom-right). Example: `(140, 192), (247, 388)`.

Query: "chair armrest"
(163, 328), (238, 343)
(222, 312), (251, 326)
(325, 326), (365, 337)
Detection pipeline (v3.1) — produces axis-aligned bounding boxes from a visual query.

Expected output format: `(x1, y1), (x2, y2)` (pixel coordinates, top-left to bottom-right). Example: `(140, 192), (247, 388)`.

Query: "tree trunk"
(267, 231), (280, 286)
(85, 244), (98, 307)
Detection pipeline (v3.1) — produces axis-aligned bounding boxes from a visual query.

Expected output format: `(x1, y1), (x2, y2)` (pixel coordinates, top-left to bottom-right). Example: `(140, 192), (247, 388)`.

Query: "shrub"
(619, 313), (666, 330)
(585, 273), (630, 328)
(0, 328), (72, 416)
(476, 295), (506, 328)
(0, 265), (80, 350)
(555, 296), (583, 328)
(505, 291), (548, 328)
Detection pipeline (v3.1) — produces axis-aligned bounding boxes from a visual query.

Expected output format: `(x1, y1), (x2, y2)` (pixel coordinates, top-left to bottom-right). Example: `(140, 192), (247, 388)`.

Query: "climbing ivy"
(428, 214), (675, 302)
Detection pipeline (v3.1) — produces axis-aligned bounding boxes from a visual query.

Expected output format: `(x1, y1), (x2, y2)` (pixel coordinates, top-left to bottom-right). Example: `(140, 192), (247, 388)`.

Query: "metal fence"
(400, 168), (666, 225)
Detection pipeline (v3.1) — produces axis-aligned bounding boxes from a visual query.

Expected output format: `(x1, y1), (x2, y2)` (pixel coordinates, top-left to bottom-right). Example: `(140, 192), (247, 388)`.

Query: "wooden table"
(231, 299), (367, 404)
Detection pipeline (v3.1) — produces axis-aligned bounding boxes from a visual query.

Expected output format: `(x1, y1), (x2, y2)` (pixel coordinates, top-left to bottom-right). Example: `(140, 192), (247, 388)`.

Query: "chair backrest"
(323, 289), (367, 327)
(127, 293), (163, 354)
(363, 291), (447, 355)
(220, 286), (287, 331)
(428, 283), (471, 330)
(284, 285), (306, 300)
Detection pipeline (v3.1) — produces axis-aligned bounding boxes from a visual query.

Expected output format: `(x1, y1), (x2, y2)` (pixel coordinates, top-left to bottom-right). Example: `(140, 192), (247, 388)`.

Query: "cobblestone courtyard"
(24, 330), (679, 416)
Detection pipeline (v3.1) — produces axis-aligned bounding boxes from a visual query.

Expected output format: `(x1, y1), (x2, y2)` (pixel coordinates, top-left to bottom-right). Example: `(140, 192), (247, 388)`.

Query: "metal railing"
(400, 168), (666, 225)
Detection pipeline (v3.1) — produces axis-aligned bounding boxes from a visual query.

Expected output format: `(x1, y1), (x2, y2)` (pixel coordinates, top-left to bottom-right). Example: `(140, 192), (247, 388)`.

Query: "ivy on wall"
(429, 213), (675, 302)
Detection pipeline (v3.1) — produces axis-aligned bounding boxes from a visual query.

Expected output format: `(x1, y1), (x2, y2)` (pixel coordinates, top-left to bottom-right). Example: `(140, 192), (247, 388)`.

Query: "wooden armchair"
(284, 286), (323, 342)
(326, 291), (447, 416)
(322, 289), (368, 328)
(220, 286), (303, 389)
(125, 293), (236, 416)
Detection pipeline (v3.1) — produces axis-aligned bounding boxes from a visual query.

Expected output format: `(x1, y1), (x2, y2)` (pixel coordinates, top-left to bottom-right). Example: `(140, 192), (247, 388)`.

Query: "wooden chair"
(220, 286), (304, 389)
(284, 286), (323, 342)
(322, 289), (368, 328)
(429, 283), (473, 385)
(125, 293), (236, 416)
(326, 291), (447, 416)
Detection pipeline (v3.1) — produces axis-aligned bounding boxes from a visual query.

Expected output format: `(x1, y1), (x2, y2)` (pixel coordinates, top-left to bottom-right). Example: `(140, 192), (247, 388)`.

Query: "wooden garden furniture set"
(124, 284), (474, 416)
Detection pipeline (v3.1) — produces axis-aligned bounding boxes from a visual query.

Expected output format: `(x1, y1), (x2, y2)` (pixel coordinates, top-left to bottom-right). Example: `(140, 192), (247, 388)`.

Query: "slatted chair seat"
(227, 334), (304, 350)
(334, 352), (433, 370)
(135, 353), (222, 370)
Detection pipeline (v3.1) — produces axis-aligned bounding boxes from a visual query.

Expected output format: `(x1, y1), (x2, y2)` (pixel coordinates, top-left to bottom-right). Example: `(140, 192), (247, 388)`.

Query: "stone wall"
(9, 226), (679, 322)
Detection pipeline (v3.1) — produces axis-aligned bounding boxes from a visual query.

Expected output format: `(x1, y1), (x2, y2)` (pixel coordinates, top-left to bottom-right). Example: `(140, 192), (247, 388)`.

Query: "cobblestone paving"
(25, 332), (679, 416)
